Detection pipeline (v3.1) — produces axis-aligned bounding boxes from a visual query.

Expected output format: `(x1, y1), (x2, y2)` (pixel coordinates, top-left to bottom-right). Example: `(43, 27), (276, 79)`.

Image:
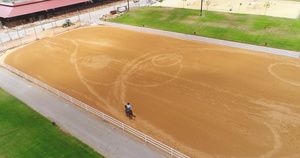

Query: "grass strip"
(0, 88), (104, 158)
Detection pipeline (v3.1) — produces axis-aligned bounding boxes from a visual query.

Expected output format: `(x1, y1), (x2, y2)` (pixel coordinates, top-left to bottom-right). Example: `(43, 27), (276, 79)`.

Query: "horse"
(127, 109), (136, 119)
(125, 105), (136, 119)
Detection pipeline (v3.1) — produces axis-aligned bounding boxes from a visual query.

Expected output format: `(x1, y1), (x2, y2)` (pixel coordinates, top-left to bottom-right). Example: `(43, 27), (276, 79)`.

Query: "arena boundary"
(0, 61), (190, 158)
(0, 49), (6, 57)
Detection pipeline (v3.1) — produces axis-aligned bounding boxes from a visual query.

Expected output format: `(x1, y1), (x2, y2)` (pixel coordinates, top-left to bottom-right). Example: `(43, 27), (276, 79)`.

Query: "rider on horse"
(125, 103), (136, 119)
(125, 103), (131, 113)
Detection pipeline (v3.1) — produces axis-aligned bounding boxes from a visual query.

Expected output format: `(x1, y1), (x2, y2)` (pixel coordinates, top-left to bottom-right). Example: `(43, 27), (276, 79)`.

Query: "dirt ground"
(153, 0), (300, 19)
(2, 26), (300, 157)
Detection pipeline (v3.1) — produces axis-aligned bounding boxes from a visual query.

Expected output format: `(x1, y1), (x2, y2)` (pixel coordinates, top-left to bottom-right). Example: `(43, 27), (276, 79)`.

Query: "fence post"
(102, 113), (105, 120)
(56, 90), (59, 96)
(89, 11), (92, 23)
(38, 17), (44, 31)
(33, 26), (38, 39)
(145, 135), (147, 142)
(171, 148), (173, 157)
(45, 84), (48, 90)
(77, 9), (81, 22)
(54, 19), (57, 27)
(16, 29), (22, 44)
(51, 22), (55, 34)
(70, 96), (73, 103)
(0, 38), (4, 50)
(85, 104), (88, 110)
(122, 123), (124, 130)
(6, 28), (12, 41)
(22, 22), (27, 36)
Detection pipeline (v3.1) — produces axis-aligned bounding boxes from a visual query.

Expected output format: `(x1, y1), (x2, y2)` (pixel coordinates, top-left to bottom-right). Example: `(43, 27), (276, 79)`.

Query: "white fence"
(0, 20), (91, 51)
(0, 49), (6, 57)
(0, 15), (91, 50)
(0, 62), (189, 158)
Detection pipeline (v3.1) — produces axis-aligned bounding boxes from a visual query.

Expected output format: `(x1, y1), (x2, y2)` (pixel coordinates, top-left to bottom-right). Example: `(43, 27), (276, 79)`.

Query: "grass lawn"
(0, 88), (104, 158)
(108, 7), (300, 51)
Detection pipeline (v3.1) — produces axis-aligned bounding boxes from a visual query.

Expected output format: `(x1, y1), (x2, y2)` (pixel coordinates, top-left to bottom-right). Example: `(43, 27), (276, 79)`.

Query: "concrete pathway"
(0, 67), (169, 158)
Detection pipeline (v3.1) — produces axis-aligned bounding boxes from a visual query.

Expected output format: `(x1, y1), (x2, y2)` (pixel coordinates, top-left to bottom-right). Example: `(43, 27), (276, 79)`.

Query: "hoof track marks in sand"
(269, 63), (300, 87)
(113, 52), (183, 103)
(62, 38), (109, 107)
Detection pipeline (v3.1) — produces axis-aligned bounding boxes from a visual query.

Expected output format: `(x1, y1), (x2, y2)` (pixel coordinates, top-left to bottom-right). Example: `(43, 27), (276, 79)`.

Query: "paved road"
(0, 67), (169, 158)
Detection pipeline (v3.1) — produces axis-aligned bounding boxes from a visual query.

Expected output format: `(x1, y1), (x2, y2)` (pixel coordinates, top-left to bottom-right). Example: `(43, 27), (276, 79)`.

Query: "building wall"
(2, 0), (121, 28)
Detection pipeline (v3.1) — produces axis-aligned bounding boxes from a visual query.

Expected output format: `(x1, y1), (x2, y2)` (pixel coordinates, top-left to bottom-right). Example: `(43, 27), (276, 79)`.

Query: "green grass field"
(108, 7), (300, 51)
(0, 88), (104, 158)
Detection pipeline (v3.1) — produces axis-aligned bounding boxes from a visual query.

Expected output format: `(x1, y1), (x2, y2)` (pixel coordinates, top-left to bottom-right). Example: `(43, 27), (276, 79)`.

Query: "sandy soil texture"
(2, 26), (300, 157)
(153, 0), (300, 19)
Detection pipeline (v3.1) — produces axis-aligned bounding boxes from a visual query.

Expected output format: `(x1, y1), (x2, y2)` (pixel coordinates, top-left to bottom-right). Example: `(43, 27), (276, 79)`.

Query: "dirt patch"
(2, 26), (300, 157)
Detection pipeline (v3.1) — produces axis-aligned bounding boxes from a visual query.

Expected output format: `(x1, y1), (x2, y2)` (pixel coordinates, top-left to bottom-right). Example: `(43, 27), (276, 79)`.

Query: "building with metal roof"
(0, 0), (111, 28)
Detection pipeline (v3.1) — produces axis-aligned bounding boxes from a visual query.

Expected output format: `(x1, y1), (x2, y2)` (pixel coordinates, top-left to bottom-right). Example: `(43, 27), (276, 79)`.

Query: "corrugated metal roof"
(0, 0), (92, 18)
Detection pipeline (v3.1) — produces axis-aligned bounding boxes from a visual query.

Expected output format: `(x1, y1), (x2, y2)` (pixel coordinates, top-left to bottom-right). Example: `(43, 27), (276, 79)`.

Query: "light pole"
(200, 0), (203, 16)
(127, 0), (130, 11)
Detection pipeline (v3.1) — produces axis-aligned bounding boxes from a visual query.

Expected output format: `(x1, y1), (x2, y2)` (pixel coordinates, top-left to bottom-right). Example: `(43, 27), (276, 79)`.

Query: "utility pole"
(200, 0), (203, 16)
(127, 0), (130, 11)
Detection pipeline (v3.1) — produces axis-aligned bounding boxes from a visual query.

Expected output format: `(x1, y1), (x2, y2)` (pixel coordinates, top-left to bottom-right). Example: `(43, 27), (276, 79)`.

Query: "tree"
(159, 0), (163, 6)
(238, 3), (242, 13)
(206, 0), (211, 10)
(263, 2), (271, 15)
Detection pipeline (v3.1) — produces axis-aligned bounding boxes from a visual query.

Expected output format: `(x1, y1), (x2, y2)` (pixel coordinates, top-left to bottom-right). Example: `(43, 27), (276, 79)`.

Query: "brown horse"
(125, 105), (136, 119)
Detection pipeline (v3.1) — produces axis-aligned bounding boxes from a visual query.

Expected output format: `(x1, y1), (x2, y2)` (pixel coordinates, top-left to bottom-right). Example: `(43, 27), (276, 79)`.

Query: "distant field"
(0, 88), (104, 158)
(108, 7), (300, 51)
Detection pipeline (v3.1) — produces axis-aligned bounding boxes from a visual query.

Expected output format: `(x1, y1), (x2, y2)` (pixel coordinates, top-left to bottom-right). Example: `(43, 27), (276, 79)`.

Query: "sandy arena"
(153, 0), (300, 19)
(1, 26), (300, 157)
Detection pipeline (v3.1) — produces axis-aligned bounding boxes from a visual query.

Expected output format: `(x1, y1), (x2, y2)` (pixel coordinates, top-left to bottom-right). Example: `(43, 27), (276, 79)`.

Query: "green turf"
(108, 7), (300, 51)
(0, 88), (105, 158)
